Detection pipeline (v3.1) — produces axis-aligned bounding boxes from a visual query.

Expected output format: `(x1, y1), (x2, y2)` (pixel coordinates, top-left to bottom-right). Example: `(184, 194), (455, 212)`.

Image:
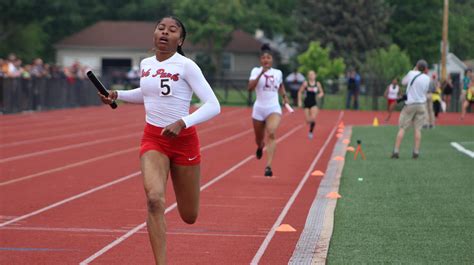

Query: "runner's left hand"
(161, 119), (186, 138)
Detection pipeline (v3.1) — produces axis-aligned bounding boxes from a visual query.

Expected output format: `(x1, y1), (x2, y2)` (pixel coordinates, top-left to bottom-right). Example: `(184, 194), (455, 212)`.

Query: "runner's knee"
(146, 192), (166, 214)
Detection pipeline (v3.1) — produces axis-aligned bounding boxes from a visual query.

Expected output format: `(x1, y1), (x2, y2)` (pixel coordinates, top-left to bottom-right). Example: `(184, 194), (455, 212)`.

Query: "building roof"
(56, 21), (262, 53)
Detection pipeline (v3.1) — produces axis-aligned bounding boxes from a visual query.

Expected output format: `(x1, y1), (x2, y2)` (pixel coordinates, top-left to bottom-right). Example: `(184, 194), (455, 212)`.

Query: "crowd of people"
(0, 53), (89, 84)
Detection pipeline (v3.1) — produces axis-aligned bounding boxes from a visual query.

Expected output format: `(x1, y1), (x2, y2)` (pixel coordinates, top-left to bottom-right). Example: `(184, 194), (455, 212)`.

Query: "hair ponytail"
(260, 43), (272, 56)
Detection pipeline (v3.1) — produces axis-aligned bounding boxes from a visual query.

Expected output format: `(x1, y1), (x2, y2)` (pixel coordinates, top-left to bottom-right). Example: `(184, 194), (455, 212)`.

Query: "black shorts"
(304, 97), (317, 109)
(443, 87), (453, 95)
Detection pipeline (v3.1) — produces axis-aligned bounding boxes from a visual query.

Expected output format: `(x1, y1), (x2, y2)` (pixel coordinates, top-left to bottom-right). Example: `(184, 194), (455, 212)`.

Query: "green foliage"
(387, 0), (443, 64)
(0, 23), (47, 63)
(448, 1), (474, 60)
(293, 0), (392, 68)
(363, 44), (411, 83)
(297, 41), (345, 80)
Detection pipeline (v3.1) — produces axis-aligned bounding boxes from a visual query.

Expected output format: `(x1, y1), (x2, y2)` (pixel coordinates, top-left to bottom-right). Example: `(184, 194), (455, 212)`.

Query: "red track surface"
(0, 105), (472, 264)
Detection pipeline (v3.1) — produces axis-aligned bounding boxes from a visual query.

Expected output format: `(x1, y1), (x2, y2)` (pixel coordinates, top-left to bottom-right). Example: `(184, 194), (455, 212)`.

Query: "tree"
(176, 0), (292, 78)
(293, 0), (392, 68)
(363, 44), (411, 83)
(387, 0), (443, 64)
(448, 0), (474, 60)
(297, 41), (345, 80)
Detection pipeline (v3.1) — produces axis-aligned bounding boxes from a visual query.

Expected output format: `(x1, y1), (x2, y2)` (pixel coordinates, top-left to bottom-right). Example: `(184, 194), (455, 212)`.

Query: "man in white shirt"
(392, 60), (430, 159)
(285, 69), (305, 106)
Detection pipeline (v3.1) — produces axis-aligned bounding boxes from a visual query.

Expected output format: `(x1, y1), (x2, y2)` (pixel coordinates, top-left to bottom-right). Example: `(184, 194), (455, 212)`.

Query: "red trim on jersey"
(140, 123), (201, 166)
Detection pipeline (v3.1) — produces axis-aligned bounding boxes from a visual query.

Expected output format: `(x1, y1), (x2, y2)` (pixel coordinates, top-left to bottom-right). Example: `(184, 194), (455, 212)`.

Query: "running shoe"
(264, 166), (273, 177)
(412, 152), (419, 159)
(308, 132), (313, 139)
(391, 152), (399, 159)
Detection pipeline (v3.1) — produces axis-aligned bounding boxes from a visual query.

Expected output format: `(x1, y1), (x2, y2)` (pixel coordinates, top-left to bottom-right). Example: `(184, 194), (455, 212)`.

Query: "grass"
(327, 126), (474, 264)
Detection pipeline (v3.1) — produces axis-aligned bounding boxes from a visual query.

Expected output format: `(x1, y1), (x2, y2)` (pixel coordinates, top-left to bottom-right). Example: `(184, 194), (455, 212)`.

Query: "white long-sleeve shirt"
(117, 53), (220, 128)
(402, 70), (430, 104)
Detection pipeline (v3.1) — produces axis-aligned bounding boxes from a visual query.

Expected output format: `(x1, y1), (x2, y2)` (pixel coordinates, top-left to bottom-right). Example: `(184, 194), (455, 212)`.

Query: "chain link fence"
(1, 76), (464, 114)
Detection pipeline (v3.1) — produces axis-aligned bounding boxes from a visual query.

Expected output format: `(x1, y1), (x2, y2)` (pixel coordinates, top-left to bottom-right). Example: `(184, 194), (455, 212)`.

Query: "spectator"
(126, 66), (140, 89)
(9, 59), (23, 78)
(346, 69), (361, 109)
(391, 59), (430, 159)
(441, 76), (453, 112)
(383, 78), (401, 122)
(21, 65), (32, 79)
(425, 73), (437, 128)
(431, 83), (443, 118)
(30, 58), (46, 78)
(285, 68), (305, 106)
(461, 69), (472, 109)
(0, 58), (7, 77)
(461, 77), (474, 120)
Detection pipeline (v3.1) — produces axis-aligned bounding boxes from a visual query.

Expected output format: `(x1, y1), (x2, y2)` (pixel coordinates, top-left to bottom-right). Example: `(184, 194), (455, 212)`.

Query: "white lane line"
(1, 226), (264, 238)
(0, 121), (252, 187)
(0, 133), (140, 163)
(450, 142), (474, 158)
(0, 120), (273, 227)
(1, 109), (248, 162)
(0, 172), (141, 228)
(0, 123), (141, 148)
(0, 147), (137, 187)
(79, 124), (304, 265)
(250, 111), (343, 265)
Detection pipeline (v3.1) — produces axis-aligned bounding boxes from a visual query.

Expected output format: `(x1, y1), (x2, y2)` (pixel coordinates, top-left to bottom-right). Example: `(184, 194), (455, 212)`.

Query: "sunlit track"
(78, 123), (304, 265)
(0, 112), (292, 229)
(0, 123), (143, 148)
(0, 107), (251, 187)
(0, 106), (144, 132)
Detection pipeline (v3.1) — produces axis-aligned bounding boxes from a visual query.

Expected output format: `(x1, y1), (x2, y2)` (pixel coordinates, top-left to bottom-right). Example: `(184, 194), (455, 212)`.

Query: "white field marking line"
(450, 142), (474, 158)
(0, 147), (137, 187)
(0, 172), (141, 229)
(457, 141), (474, 145)
(0, 118), (253, 187)
(0, 123), (142, 148)
(79, 124), (304, 265)
(0, 121), (277, 227)
(250, 111), (343, 265)
(0, 133), (140, 163)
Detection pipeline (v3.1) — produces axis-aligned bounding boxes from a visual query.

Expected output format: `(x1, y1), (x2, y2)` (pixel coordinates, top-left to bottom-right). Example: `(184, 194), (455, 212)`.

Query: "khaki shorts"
(399, 103), (426, 130)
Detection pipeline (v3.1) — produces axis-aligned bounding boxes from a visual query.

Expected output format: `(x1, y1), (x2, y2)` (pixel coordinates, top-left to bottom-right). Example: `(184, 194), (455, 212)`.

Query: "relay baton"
(284, 103), (294, 113)
(86, 70), (118, 109)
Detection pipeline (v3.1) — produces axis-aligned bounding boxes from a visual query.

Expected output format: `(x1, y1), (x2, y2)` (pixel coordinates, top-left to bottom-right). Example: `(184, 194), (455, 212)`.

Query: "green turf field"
(327, 126), (474, 264)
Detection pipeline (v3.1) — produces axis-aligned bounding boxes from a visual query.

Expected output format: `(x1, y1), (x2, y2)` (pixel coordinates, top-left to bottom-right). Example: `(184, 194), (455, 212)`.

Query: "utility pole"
(441, 0), (449, 82)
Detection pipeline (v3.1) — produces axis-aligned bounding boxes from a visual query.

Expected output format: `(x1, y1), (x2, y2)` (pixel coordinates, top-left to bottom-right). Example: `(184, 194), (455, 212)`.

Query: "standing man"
(392, 60), (430, 159)
(285, 68), (305, 106)
(346, 69), (361, 109)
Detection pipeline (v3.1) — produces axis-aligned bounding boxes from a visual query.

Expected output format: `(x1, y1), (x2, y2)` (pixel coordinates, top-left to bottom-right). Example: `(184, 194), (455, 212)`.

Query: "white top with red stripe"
(249, 67), (283, 108)
(117, 53), (220, 128)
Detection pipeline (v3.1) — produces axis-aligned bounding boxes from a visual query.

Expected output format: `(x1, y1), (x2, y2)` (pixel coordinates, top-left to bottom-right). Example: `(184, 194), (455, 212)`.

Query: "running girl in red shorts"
(98, 16), (220, 264)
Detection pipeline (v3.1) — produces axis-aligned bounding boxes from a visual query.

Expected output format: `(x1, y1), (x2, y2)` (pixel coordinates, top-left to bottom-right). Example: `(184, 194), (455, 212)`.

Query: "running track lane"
(0, 104), (286, 260)
(78, 111), (343, 264)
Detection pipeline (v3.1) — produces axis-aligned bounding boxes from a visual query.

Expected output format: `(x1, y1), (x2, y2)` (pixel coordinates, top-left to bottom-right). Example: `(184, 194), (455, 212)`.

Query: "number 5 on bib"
(160, 78), (172, 96)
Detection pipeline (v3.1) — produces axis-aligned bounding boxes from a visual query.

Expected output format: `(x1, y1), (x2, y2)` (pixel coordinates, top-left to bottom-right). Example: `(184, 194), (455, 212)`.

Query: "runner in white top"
(383, 78), (401, 121)
(98, 16), (220, 265)
(116, 52), (219, 129)
(248, 43), (289, 177)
